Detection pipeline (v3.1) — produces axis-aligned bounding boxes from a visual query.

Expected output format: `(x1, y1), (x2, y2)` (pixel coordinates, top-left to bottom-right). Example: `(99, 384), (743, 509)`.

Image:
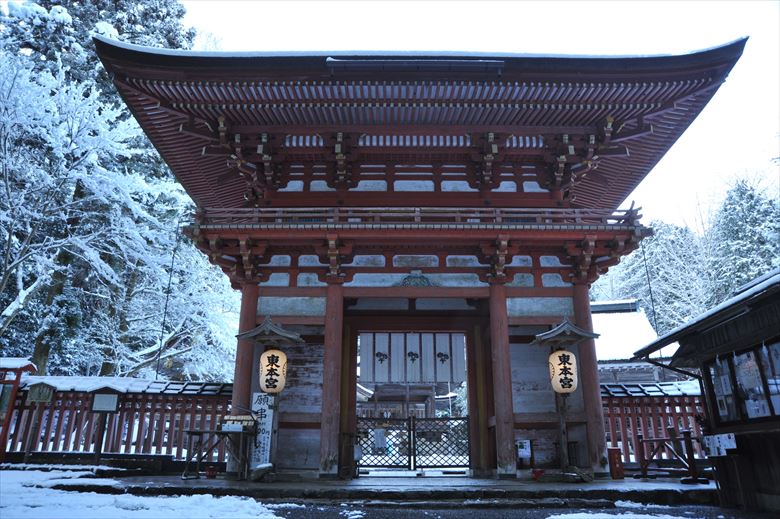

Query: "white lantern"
(259, 349), (287, 394)
(548, 350), (578, 394)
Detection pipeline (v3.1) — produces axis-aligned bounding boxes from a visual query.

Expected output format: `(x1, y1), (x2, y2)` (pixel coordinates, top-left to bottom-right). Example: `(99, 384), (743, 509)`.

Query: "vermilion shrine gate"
(94, 37), (744, 477)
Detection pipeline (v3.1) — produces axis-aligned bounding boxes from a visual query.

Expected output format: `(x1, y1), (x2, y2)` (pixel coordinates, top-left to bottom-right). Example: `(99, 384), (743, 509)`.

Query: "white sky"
(179, 1), (780, 228)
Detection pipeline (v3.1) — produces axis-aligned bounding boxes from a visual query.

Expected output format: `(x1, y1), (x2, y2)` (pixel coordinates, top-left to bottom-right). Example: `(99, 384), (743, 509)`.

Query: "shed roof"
(633, 269), (780, 364)
(600, 380), (701, 398)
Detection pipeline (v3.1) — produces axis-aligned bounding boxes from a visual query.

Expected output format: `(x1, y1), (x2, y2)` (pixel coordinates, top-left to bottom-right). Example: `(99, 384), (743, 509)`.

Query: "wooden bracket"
(315, 235), (354, 283)
(480, 235), (516, 283)
(470, 133), (503, 189)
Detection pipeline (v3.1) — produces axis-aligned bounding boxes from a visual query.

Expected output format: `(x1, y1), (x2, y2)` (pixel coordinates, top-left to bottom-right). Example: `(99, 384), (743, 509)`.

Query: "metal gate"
(356, 416), (470, 469)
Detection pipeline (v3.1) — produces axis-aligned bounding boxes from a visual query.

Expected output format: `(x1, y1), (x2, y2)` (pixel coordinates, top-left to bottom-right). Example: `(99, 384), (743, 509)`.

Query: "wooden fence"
(3, 390), (230, 463)
(602, 395), (706, 464)
(4, 384), (704, 466)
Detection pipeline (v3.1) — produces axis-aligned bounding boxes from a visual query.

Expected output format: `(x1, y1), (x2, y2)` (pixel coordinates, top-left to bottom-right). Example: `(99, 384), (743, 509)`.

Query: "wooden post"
(557, 393), (570, 470)
(637, 432), (647, 478)
(24, 403), (43, 464)
(320, 281), (344, 477)
(232, 283), (259, 415)
(93, 413), (107, 465)
(0, 372), (23, 462)
(681, 429), (705, 483)
(572, 282), (608, 473)
(489, 282), (515, 477)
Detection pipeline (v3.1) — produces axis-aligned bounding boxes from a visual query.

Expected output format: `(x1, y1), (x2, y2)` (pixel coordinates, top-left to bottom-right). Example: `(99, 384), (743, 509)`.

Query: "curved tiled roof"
(94, 37), (745, 210)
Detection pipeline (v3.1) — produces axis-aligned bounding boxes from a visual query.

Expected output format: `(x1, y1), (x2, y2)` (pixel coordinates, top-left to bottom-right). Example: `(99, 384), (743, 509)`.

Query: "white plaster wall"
(259, 297), (326, 316)
(354, 180), (387, 191)
(508, 256), (533, 267)
(492, 181), (517, 192)
(510, 343), (556, 414)
(523, 181), (548, 193)
(507, 273), (534, 287)
(441, 181), (477, 192)
(506, 297), (573, 317)
(297, 273), (327, 287)
(259, 273), (290, 287)
(541, 274), (572, 287)
(299, 255), (326, 267)
(278, 180), (304, 192)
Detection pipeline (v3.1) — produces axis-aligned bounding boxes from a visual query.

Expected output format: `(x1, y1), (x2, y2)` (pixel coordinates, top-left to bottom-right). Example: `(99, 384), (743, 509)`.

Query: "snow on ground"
(0, 470), (284, 519)
(615, 501), (671, 509)
(546, 514), (690, 519)
(0, 463), (126, 472)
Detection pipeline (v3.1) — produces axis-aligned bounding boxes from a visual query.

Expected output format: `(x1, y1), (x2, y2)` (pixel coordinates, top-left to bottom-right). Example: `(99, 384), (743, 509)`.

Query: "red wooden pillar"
(489, 282), (515, 477)
(231, 282), (259, 415)
(320, 281), (344, 476)
(573, 282), (608, 472)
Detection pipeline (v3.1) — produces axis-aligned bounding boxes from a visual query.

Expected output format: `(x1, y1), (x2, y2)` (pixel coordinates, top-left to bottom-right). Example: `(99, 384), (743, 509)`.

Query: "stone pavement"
(46, 471), (719, 507)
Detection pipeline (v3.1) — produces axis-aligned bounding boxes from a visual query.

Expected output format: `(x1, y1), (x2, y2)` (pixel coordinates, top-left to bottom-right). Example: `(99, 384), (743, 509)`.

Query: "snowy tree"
(708, 178), (780, 302)
(0, 1), (239, 379)
(593, 178), (779, 334)
(592, 221), (714, 334)
(0, 49), (138, 371)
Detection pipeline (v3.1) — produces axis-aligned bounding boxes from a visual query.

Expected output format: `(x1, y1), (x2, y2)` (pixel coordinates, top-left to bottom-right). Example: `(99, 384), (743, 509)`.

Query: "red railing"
(5, 387), (700, 466)
(4, 391), (230, 462)
(195, 206), (642, 228)
(602, 395), (706, 464)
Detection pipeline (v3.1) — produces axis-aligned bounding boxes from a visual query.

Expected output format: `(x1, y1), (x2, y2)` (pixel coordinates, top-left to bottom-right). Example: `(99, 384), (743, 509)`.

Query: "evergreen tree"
(0, 1), (238, 379)
(708, 179), (780, 302)
(593, 178), (779, 334)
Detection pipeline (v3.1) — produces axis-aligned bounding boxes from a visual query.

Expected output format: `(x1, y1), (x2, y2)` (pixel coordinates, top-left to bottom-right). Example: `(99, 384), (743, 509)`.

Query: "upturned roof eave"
(93, 35), (747, 82)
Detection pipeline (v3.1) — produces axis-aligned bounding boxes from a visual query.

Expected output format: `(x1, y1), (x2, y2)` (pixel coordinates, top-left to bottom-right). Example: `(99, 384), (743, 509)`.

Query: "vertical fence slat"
(61, 393), (77, 451)
(175, 397), (186, 459)
(40, 400), (56, 452)
(52, 396), (67, 452)
(207, 398), (219, 463)
(135, 397), (148, 454)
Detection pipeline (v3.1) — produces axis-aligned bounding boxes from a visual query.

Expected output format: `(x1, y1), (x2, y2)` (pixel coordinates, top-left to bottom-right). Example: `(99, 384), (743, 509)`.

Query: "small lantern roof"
(237, 316), (305, 345)
(530, 318), (599, 348)
(86, 383), (128, 394)
(0, 357), (37, 373)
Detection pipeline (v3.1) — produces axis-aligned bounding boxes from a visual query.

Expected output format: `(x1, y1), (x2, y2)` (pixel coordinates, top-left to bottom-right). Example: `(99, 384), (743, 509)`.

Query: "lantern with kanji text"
(259, 349), (287, 394)
(548, 350), (578, 393)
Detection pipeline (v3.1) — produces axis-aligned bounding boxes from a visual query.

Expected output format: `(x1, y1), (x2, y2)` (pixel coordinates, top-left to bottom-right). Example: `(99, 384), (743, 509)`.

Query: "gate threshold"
(359, 469), (469, 477)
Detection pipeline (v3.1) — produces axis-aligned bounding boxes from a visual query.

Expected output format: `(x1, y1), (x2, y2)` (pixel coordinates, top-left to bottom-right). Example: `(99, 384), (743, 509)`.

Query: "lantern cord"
(154, 217), (183, 380)
(640, 241), (659, 334)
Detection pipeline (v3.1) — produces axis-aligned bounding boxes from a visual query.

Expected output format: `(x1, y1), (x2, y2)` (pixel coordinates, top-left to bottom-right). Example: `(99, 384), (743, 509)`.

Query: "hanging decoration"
(549, 350), (578, 393)
(259, 349), (288, 393)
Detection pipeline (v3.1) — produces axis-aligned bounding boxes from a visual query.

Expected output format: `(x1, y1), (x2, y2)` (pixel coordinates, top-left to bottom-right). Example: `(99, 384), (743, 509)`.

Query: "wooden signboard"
(91, 393), (120, 413)
(27, 383), (55, 404)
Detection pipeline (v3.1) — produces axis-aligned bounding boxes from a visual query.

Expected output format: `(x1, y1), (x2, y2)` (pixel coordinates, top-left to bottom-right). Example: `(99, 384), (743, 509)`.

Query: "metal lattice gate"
(356, 417), (470, 470)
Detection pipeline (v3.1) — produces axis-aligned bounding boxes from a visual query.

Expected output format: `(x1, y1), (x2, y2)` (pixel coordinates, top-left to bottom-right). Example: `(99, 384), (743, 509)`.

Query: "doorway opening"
(355, 331), (470, 476)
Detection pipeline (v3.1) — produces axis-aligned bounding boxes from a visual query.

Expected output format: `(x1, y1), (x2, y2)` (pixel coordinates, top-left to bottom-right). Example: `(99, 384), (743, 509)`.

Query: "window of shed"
(709, 359), (739, 422)
(733, 350), (772, 419)
(759, 341), (780, 415)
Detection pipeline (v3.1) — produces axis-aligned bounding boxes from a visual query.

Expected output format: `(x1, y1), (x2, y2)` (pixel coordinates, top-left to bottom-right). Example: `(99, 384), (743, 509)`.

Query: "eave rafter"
(179, 113), (659, 206)
(538, 117), (638, 196)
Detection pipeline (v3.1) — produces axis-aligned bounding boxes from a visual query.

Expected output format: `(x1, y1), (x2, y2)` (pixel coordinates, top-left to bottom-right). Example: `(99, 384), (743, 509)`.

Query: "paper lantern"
(548, 350), (578, 394)
(259, 349), (287, 393)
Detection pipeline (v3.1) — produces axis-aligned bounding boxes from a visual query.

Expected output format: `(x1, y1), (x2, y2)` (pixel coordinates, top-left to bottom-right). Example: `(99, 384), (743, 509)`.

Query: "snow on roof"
(0, 358), (37, 372)
(92, 34), (748, 61)
(634, 269), (780, 359)
(593, 308), (678, 361)
(600, 380), (701, 398)
(17, 376), (233, 395)
(20, 376), (152, 393)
